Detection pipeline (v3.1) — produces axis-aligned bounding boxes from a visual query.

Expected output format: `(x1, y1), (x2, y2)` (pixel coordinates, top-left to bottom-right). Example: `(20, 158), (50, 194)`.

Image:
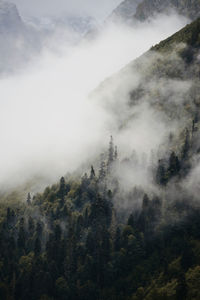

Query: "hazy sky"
(9, 0), (122, 20)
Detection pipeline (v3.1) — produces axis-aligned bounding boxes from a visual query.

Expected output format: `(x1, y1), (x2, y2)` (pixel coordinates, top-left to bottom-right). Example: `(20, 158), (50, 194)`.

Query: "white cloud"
(0, 13), (188, 189)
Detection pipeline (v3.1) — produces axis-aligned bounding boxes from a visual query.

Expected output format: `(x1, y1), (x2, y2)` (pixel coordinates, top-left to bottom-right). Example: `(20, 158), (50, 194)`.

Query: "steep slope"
(110, 0), (200, 23)
(135, 0), (200, 21)
(92, 17), (200, 189)
(109, 0), (142, 22)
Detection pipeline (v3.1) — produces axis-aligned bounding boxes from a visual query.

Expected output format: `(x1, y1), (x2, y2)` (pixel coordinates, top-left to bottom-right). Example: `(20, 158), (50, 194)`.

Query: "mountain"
(0, 1), (23, 32)
(108, 0), (142, 22)
(135, 0), (200, 21)
(26, 15), (97, 36)
(0, 0), (41, 74)
(1, 17), (200, 300)
(0, 1), (97, 74)
(110, 0), (200, 23)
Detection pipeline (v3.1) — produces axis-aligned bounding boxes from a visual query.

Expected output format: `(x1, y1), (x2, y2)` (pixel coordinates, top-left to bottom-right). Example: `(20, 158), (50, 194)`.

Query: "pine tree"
(142, 194), (150, 210)
(27, 193), (31, 205)
(99, 154), (106, 182)
(59, 177), (66, 204)
(168, 151), (180, 177)
(156, 159), (167, 185)
(17, 218), (26, 250)
(182, 129), (190, 160)
(114, 227), (121, 251)
(107, 136), (114, 173)
(128, 214), (135, 228)
(34, 237), (41, 256)
(114, 146), (118, 160)
(90, 165), (96, 180)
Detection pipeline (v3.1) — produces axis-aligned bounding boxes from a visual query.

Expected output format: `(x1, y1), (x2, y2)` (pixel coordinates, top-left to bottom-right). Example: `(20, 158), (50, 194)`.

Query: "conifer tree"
(99, 154), (106, 181)
(59, 177), (66, 204)
(107, 136), (114, 173)
(156, 159), (167, 185)
(182, 129), (190, 160)
(168, 151), (180, 177)
(34, 237), (41, 256)
(27, 193), (31, 205)
(90, 165), (96, 180)
(114, 146), (118, 160)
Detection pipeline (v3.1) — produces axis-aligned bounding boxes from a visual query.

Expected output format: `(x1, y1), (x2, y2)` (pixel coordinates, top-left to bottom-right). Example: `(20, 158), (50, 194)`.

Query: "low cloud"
(0, 12), (188, 190)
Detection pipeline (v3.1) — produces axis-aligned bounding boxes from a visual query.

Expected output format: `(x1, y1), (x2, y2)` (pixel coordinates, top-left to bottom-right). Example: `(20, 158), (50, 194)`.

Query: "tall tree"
(99, 155), (106, 182)
(59, 177), (66, 204)
(107, 136), (114, 172)
(90, 166), (96, 180)
(27, 193), (31, 205)
(182, 129), (190, 160)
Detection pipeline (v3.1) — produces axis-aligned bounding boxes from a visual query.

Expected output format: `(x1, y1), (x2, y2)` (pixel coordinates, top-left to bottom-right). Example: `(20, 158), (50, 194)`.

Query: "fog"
(8, 0), (122, 20)
(0, 12), (188, 190)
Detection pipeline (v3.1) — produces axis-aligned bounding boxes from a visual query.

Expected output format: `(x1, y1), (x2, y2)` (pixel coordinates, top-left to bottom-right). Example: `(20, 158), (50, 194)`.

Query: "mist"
(0, 12), (188, 190)
(8, 0), (122, 20)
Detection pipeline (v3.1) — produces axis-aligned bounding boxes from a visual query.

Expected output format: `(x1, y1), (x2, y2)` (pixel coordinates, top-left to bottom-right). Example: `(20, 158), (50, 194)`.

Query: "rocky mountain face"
(108, 0), (142, 22)
(135, 0), (200, 21)
(110, 0), (200, 23)
(0, 1), (97, 74)
(0, 1), (23, 32)
(0, 0), (41, 74)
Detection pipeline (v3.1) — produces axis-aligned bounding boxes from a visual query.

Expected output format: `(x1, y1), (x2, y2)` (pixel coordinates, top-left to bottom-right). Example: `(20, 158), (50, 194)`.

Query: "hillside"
(135, 0), (200, 21)
(1, 13), (200, 300)
(110, 0), (200, 23)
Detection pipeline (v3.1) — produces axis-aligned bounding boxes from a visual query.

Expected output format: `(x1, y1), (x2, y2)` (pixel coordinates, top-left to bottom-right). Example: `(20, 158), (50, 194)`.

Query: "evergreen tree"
(142, 194), (150, 210)
(182, 129), (190, 160)
(114, 146), (118, 160)
(28, 216), (35, 236)
(107, 136), (114, 173)
(27, 193), (31, 205)
(34, 237), (41, 256)
(114, 227), (121, 251)
(156, 159), (167, 185)
(17, 218), (26, 250)
(108, 136), (114, 163)
(99, 155), (106, 182)
(127, 214), (135, 228)
(168, 151), (180, 177)
(59, 177), (66, 204)
(90, 165), (96, 180)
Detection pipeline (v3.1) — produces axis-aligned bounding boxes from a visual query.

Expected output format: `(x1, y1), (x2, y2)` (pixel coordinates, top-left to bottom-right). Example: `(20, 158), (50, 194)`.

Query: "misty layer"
(0, 12), (187, 189)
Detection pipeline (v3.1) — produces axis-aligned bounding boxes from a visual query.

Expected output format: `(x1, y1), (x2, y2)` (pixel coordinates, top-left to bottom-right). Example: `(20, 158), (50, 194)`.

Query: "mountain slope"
(1, 11), (200, 300)
(93, 16), (200, 188)
(109, 0), (142, 22)
(110, 0), (200, 23)
(135, 0), (200, 21)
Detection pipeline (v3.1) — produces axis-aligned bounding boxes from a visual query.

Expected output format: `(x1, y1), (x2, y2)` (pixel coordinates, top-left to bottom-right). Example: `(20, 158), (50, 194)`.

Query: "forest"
(1, 2), (200, 300)
(1, 132), (200, 300)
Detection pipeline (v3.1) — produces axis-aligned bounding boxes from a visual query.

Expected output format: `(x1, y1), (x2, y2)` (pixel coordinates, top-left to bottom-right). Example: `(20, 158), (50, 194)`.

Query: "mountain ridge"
(110, 0), (200, 23)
